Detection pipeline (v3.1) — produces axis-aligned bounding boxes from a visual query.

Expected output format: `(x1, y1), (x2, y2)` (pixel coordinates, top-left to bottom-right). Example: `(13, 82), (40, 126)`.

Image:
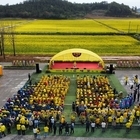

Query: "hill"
(0, 0), (135, 19)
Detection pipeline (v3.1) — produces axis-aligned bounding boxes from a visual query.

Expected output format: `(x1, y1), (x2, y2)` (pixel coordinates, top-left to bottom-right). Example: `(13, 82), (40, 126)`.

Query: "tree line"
(0, 0), (137, 19)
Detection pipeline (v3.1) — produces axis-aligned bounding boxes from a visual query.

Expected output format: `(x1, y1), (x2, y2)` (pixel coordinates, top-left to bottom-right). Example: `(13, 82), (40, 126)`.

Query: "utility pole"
(11, 26), (16, 56)
(8, 23), (16, 56)
(0, 35), (2, 56)
(1, 28), (5, 59)
(128, 21), (131, 33)
(136, 25), (139, 33)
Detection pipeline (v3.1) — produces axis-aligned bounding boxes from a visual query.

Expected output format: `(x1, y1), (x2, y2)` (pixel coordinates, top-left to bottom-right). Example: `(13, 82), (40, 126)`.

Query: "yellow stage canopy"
(50, 48), (104, 67)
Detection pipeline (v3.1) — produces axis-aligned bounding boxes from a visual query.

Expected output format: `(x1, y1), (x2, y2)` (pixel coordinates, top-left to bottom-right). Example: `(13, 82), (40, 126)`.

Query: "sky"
(0, 0), (140, 8)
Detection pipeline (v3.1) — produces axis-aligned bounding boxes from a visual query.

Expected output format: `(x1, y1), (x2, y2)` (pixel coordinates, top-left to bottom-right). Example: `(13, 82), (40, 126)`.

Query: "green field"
(1, 19), (140, 56)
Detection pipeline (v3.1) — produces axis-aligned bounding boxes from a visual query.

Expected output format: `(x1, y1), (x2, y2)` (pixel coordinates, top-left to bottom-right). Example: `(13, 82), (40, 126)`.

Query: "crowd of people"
(0, 73), (139, 139)
(71, 75), (140, 132)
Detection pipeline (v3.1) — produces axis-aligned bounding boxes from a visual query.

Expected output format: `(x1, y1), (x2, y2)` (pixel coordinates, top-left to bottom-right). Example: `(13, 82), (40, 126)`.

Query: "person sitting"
(73, 61), (77, 68)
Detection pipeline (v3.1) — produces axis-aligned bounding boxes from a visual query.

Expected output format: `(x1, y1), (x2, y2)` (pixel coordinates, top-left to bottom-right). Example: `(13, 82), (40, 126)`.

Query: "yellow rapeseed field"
(1, 19), (140, 55)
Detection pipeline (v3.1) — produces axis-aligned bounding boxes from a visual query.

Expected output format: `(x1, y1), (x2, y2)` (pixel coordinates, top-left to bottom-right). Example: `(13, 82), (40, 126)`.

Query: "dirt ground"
(0, 54), (140, 63)
(0, 54), (52, 62)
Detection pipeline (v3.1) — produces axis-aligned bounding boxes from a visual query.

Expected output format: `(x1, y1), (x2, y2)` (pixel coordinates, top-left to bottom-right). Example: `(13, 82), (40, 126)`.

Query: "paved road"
(0, 63), (140, 140)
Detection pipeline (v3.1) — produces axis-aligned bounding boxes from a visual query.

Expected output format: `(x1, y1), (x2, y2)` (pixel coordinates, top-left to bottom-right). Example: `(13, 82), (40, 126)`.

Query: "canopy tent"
(49, 48), (104, 68)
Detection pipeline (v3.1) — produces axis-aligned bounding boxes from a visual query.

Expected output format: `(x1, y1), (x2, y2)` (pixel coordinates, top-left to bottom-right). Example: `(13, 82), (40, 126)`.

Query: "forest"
(0, 0), (138, 19)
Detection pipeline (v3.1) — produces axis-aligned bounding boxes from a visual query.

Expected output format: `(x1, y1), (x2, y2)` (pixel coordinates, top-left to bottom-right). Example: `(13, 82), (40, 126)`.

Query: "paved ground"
(1, 135), (140, 140)
(0, 62), (140, 140)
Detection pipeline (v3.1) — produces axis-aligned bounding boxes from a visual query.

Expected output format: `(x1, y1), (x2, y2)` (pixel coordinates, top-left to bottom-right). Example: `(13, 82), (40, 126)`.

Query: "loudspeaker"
(109, 64), (113, 74)
(36, 63), (40, 73)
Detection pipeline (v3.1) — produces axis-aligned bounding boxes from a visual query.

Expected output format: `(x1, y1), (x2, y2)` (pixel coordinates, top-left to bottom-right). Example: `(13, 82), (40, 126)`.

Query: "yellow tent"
(49, 48), (104, 68)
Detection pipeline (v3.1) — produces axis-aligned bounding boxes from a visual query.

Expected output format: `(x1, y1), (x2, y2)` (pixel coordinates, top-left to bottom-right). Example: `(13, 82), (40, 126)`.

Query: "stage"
(49, 61), (104, 73)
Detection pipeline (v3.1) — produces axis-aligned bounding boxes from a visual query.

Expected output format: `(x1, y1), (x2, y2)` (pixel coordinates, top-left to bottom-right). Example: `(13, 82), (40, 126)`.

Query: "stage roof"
(50, 48), (104, 66)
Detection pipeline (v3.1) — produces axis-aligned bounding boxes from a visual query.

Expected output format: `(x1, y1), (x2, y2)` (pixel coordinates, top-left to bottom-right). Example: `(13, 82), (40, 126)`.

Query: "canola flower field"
(1, 18), (140, 55)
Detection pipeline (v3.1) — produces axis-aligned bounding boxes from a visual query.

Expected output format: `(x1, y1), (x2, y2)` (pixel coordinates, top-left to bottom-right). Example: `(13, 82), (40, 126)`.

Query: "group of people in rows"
(0, 74), (70, 139)
(71, 75), (140, 132)
(0, 74), (139, 139)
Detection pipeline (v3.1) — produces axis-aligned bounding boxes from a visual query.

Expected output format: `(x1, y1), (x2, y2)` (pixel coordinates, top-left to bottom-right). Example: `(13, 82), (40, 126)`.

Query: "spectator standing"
(21, 124), (26, 135)
(34, 118), (39, 128)
(1, 123), (6, 137)
(136, 110), (140, 121)
(29, 118), (33, 130)
(85, 120), (90, 132)
(137, 90), (140, 102)
(65, 122), (69, 136)
(44, 125), (49, 138)
(33, 127), (37, 139)
(119, 115), (124, 127)
(125, 121), (132, 133)
(95, 116), (100, 128)
(49, 118), (53, 133)
(112, 118), (116, 129)
(28, 73), (31, 81)
(124, 76), (128, 85)
(37, 127), (41, 140)
(72, 102), (76, 112)
(70, 122), (75, 134)
(16, 123), (21, 135)
(51, 117), (55, 126)
(59, 122), (63, 135)
(6, 122), (11, 134)
(0, 125), (2, 138)
(53, 122), (57, 135)
(101, 120), (106, 132)
(91, 121), (95, 132)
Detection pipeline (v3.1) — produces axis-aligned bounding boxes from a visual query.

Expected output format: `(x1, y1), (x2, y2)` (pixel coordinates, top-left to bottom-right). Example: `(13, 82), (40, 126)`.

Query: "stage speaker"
(36, 63), (40, 73)
(109, 64), (113, 74)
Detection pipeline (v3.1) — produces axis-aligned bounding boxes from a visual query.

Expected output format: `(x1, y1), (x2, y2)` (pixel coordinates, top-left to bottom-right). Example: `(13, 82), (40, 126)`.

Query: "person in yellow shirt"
(116, 117), (120, 128)
(108, 115), (113, 126)
(125, 121), (132, 133)
(1, 124), (6, 137)
(0, 125), (2, 138)
(16, 123), (21, 135)
(119, 115), (124, 127)
(136, 110), (140, 121)
(124, 76), (128, 85)
(95, 117), (100, 128)
(21, 124), (26, 135)
(44, 125), (49, 138)
(37, 127), (41, 140)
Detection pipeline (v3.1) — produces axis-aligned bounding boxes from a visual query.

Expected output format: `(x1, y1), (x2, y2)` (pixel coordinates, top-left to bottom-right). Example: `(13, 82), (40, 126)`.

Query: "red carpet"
(51, 62), (103, 70)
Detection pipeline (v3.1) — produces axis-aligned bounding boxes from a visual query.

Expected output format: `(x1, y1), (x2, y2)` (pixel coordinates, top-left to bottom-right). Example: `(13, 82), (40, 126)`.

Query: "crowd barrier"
(12, 60), (35, 67)
(116, 60), (140, 68)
